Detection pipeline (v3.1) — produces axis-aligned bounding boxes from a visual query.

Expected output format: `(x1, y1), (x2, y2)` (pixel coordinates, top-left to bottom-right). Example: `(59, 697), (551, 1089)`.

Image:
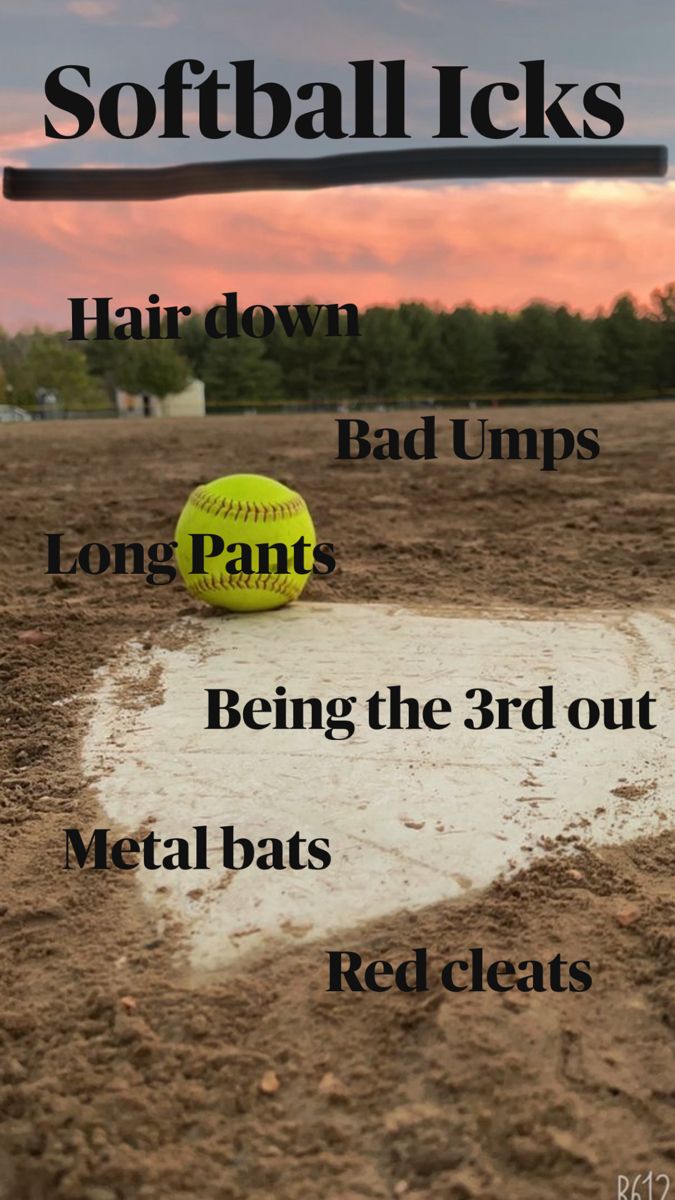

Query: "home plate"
(82, 603), (674, 970)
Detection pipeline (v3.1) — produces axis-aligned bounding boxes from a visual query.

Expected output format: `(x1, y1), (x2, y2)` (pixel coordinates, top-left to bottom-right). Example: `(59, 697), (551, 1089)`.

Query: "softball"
(175, 473), (315, 612)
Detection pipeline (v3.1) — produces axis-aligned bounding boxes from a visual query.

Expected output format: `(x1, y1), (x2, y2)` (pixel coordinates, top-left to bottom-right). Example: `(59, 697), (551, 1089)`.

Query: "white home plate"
(83, 603), (674, 969)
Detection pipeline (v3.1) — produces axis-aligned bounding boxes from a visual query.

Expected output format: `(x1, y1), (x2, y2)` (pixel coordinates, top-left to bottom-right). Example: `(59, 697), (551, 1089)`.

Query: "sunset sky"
(1, 0), (674, 330)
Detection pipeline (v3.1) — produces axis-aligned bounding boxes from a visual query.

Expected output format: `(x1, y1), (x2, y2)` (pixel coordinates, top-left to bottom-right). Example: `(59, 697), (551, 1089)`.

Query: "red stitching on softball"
(188, 487), (305, 523)
(185, 571), (303, 600)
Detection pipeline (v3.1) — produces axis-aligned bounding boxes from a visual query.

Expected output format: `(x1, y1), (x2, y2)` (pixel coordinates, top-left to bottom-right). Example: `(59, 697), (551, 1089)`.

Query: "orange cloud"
(0, 127), (48, 155)
(66, 0), (119, 17)
(65, 0), (179, 24)
(1, 178), (674, 329)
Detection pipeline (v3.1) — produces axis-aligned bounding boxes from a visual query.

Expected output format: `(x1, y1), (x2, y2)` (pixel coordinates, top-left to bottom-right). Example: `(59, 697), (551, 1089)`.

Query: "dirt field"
(1, 403), (674, 1200)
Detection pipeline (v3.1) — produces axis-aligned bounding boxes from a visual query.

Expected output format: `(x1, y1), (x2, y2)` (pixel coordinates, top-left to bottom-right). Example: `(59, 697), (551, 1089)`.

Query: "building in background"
(116, 378), (206, 418)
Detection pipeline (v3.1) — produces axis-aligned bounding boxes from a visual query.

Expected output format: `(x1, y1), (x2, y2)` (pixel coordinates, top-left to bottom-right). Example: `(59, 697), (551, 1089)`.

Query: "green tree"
(553, 307), (608, 394)
(352, 307), (416, 397)
(649, 283), (675, 391)
(8, 332), (106, 409)
(601, 295), (653, 394)
(177, 313), (211, 380)
(265, 302), (354, 400)
(395, 303), (443, 393)
(85, 338), (191, 398)
(438, 306), (498, 394)
(507, 304), (559, 393)
(202, 337), (282, 404)
(112, 340), (191, 397)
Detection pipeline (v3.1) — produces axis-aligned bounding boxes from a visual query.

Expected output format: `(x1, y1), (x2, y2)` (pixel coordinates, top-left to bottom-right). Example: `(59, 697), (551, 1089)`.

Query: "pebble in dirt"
(81, 601), (674, 970)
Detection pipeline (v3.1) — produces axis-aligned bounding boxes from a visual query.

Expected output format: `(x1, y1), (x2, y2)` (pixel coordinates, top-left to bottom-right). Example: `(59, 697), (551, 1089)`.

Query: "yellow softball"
(174, 473), (316, 612)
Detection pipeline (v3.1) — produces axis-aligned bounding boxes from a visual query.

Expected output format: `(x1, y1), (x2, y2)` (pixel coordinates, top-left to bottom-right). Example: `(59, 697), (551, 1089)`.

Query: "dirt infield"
(1, 403), (674, 1200)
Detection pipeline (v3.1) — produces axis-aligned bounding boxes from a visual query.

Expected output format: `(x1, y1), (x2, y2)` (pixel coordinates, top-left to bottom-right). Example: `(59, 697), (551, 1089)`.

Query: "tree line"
(2, 286), (675, 411)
